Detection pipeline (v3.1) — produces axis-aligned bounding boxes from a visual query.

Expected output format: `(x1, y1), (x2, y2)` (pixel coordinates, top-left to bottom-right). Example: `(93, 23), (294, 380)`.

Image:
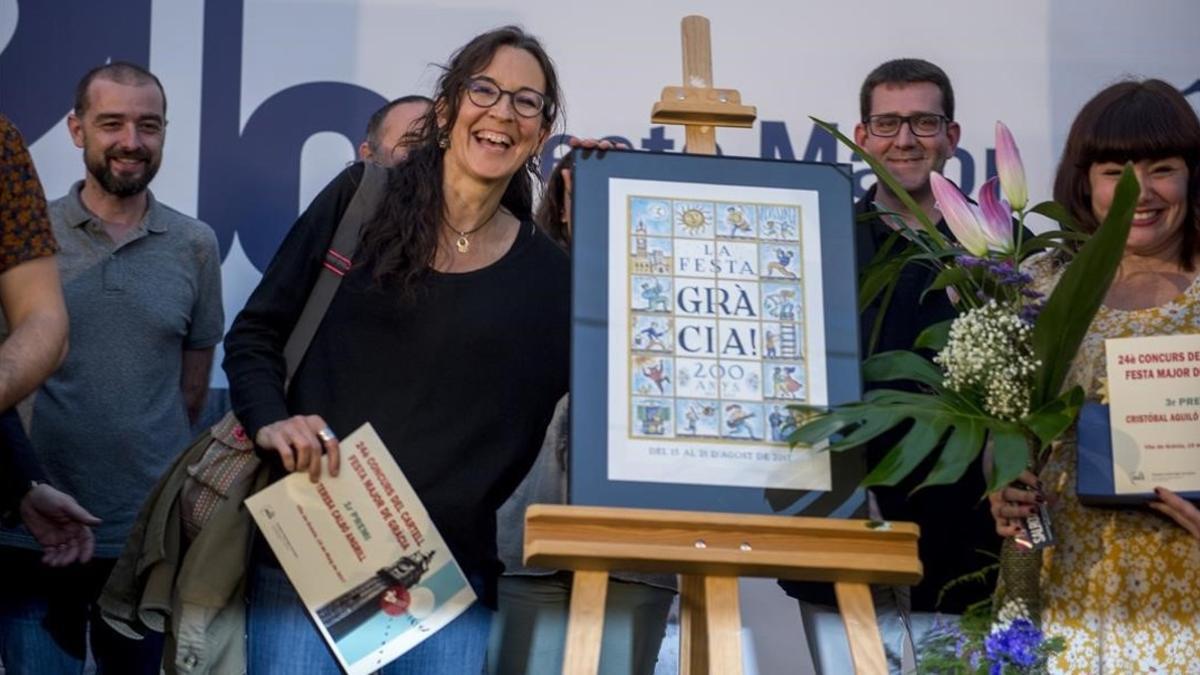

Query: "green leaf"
(863, 351), (944, 388)
(859, 254), (907, 310)
(906, 250), (965, 263)
(1030, 200), (1080, 232)
(865, 273), (900, 357)
(786, 403), (828, 417)
(862, 419), (949, 486)
(811, 117), (948, 249)
(786, 385), (1020, 495)
(1022, 386), (1084, 448)
(927, 266), (968, 292)
(1017, 230), (1089, 259)
(986, 428), (1033, 493)
(1030, 164), (1137, 407)
(867, 229), (906, 266)
(828, 409), (909, 451)
(862, 389), (942, 405)
(788, 410), (860, 447)
(913, 418), (985, 490)
(913, 319), (953, 351)
(859, 239), (937, 313)
(934, 554), (998, 610)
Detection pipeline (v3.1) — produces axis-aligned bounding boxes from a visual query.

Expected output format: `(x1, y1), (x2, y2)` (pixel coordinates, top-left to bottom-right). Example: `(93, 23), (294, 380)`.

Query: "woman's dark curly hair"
(358, 26), (561, 295)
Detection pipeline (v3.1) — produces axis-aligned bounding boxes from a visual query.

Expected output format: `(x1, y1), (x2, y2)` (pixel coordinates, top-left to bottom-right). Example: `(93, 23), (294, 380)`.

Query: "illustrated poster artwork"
(607, 179), (831, 490)
(245, 423), (475, 675)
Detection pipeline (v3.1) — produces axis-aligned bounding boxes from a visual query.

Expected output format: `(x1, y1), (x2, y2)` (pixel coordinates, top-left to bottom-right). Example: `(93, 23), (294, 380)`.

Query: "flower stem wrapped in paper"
(789, 119), (1140, 626)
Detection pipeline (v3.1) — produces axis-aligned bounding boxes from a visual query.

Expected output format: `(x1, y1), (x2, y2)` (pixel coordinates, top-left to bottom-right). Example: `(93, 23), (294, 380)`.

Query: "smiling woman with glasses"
(863, 112), (949, 137)
(224, 25), (571, 675)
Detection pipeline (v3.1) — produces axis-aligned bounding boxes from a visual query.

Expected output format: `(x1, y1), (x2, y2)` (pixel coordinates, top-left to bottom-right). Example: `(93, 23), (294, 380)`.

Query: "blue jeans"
(248, 564), (492, 674)
(0, 548), (164, 675)
(488, 572), (674, 675)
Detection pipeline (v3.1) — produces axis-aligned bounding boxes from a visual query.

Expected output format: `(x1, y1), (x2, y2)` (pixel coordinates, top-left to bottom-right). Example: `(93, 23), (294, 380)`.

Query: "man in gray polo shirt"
(0, 62), (223, 674)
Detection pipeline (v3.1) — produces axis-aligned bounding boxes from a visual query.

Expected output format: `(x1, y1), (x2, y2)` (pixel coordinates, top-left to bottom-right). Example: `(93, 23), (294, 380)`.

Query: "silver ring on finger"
(317, 427), (337, 443)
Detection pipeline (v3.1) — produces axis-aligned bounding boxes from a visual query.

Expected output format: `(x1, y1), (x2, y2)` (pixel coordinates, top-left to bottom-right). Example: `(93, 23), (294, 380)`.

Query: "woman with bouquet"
(990, 79), (1200, 671)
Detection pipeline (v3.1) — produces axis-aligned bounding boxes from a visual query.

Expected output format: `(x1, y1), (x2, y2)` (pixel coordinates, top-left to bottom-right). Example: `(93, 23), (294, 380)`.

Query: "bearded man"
(0, 62), (223, 674)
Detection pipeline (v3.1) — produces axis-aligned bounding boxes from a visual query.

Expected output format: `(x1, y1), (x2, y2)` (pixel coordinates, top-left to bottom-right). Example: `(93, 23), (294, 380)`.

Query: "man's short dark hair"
(364, 95), (433, 150)
(74, 61), (167, 117)
(859, 59), (954, 121)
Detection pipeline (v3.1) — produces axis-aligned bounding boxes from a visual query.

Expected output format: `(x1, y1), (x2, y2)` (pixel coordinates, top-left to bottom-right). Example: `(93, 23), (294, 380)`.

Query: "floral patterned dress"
(1027, 253), (1200, 673)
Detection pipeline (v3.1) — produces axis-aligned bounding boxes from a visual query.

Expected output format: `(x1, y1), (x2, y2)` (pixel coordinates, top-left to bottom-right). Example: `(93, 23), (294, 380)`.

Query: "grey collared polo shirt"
(0, 181), (224, 557)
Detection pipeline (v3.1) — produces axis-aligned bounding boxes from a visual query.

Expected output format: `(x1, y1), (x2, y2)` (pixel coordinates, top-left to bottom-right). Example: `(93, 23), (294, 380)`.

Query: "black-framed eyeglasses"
(864, 113), (949, 137)
(464, 77), (549, 119)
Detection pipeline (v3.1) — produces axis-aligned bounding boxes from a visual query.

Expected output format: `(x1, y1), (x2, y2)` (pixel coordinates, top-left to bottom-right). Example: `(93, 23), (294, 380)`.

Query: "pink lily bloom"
(995, 121), (1028, 211)
(978, 176), (1015, 254)
(930, 172), (989, 256)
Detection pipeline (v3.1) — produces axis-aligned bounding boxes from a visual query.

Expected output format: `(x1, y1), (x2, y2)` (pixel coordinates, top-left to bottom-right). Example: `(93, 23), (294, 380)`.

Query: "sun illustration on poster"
(681, 208), (706, 234)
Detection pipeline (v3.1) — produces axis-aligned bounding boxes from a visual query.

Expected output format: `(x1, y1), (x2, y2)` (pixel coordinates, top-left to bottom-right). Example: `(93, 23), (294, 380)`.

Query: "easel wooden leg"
(678, 574), (708, 675)
(563, 570), (609, 675)
(834, 581), (887, 675)
(702, 575), (743, 675)
(679, 575), (743, 675)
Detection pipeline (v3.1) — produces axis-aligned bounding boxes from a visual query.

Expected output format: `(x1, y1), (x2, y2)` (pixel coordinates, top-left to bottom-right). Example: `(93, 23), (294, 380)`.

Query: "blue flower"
(985, 618), (1042, 669)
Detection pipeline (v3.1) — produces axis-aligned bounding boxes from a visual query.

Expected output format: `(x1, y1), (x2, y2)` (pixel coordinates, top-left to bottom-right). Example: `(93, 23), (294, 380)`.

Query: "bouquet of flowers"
(789, 119), (1140, 630)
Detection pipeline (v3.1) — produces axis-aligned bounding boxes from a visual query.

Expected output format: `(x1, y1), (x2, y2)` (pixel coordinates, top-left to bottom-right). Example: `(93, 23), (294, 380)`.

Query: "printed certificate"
(245, 423), (475, 675)
(1105, 334), (1200, 495)
(605, 178), (830, 490)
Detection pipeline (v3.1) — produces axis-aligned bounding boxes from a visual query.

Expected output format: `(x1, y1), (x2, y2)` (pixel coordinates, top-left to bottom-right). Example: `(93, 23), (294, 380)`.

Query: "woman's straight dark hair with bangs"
(358, 25), (561, 296)
(1053, 79), (1200, 270)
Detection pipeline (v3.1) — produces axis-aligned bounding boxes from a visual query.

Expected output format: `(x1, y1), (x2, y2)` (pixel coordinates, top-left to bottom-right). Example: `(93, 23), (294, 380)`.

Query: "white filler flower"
(935, 300), (1042, 421)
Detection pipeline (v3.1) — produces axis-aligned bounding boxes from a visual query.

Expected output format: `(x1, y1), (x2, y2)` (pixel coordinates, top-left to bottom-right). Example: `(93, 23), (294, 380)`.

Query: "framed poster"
(568, 149), (864, 517)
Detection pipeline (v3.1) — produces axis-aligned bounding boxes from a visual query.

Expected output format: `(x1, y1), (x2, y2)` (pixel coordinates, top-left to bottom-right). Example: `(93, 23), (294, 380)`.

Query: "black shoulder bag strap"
(282, 162), (387, 383)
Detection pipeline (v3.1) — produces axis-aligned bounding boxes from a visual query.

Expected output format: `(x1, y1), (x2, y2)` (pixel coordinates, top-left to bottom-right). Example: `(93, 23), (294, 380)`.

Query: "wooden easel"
(525, 505), (920, 675)
(525, 16), (921, 675)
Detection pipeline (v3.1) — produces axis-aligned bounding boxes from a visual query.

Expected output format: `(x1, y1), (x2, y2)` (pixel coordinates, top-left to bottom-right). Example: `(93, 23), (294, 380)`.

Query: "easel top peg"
(650, 15), (757, 138)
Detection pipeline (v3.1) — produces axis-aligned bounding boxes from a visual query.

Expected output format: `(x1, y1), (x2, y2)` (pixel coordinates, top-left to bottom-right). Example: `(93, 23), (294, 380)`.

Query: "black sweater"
(224, 165), (570, 606)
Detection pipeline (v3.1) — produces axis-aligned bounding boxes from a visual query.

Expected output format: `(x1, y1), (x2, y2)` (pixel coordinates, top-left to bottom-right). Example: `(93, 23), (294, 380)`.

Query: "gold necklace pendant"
(455, 235), (470, 253)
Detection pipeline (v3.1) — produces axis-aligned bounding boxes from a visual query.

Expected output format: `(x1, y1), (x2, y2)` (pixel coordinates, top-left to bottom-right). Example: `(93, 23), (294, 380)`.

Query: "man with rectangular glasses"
(781, 58), (1002, 674)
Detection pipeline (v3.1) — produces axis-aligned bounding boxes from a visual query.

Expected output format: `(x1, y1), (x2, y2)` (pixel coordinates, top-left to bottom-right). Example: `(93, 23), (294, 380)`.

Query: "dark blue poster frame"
(568, 148), (866, 517)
